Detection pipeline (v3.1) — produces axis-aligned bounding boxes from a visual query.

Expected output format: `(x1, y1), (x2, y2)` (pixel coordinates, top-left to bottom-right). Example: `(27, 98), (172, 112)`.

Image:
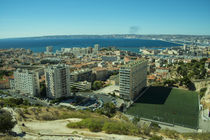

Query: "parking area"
(93, 85), (119, 95)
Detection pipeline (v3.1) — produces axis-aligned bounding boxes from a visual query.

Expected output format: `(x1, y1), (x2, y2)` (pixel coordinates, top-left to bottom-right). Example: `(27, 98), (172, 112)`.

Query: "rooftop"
(121, 60), (147, 68)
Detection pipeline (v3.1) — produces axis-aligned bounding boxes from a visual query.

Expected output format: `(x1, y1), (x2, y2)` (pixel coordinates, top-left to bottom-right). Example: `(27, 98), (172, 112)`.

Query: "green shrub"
(160, 129), (178, 139)
(199, 88), (207, 98)
(102, 121), (139, 135)
(183, 132), (210, 140)
(66, 116), (141, 135)
(67, 122), (82, 128)
(96, 102), (117, 117)
(0, 109), (16, 133)
(149, 135), (163, 140)
(67, 118), (105, 132)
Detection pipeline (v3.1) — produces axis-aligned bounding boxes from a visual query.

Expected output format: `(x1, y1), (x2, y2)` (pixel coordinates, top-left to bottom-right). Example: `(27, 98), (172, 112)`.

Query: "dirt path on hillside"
(21, 118), (143, 140)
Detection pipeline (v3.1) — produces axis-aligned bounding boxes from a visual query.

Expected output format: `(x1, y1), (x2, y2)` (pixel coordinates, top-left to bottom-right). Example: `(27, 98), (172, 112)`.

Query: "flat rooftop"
(121, 60), (147, 68)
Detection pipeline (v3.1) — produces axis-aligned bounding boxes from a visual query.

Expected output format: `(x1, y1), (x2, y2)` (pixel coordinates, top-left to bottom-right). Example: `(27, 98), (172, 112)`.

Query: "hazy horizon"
(1, 34), (210, 40)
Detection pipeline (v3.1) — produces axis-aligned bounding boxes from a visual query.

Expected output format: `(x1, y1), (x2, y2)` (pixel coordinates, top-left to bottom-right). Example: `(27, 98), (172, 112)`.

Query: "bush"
(87, 119), (104, 132)
(67, 118), (141, 135)
(40, 113), (56, 120)
(96, 102), (116, 117)
(67, 118), (105, 132)
(92, 81), (103, 90)
(102, 121), (139, 135)
(149, 135), (163, 140)
(0, 136), (18, 140)
(67, 118), (140, 135)
(150, 122), (161, 131)
(2, 98), (31, 107)
(160, 129), (178, 139)
(67, 122), (82, 128)
(183, 132), (210, 140)
(0, 109), (16, 133)
(199, 88), (207, 98)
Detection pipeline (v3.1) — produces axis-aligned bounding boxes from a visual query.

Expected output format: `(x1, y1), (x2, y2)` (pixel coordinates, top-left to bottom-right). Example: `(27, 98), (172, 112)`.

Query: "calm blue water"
(0, 38), (181, 53)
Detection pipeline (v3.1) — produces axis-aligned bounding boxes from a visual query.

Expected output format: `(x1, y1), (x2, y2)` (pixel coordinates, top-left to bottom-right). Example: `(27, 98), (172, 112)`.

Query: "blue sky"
(0, 0), (210, 38)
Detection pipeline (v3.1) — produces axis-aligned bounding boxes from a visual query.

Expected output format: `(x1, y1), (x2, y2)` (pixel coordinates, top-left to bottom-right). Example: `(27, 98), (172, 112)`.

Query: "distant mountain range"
(4, 34), (210, 40)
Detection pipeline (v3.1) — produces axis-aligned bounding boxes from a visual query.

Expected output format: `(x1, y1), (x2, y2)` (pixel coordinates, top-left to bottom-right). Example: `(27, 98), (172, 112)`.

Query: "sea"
(0, 38), (181, 53)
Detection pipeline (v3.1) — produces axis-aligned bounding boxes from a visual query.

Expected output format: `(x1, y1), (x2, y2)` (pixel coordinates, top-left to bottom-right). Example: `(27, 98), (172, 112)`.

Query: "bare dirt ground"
(20, 118), (144, 140)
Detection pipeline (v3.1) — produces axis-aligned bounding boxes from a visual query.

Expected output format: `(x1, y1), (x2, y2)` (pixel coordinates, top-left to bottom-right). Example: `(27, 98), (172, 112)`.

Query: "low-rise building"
(70, 81), (91, 91)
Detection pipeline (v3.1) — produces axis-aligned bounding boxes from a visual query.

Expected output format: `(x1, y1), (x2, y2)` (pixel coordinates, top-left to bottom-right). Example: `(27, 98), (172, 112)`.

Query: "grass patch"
(17, 106), (104, 121)
(183, 133), (210, 140)
(67, 118), (140, 135)
(126, 87), (199, 129)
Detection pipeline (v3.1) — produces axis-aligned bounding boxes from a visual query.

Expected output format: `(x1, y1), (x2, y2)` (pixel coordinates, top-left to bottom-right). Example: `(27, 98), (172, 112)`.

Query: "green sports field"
(126, 87), (199, 129)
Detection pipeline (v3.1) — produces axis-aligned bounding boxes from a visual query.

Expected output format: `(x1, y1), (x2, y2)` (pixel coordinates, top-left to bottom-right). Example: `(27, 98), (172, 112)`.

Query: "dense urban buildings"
(0, 41), (209, 137)
(13, 68), (40, 96)
(119, 60), (147, 100)
(45, 64), (70, 99)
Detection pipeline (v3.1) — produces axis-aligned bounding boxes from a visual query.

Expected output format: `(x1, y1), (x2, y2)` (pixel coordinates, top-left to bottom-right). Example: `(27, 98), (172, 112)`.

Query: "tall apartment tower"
(45, 64), (70, 99)
(119, 60), (147, 101)
(14, 69), (40, 96)
(93, 44), (99, 54)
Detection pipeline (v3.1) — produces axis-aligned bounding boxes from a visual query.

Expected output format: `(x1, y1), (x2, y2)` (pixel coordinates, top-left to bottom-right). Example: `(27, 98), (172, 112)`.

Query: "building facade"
(93, 44), (99, 54)
(119, 60), (147, 101)
(45, 65), (70, 99)
(14, 69), (40, 96)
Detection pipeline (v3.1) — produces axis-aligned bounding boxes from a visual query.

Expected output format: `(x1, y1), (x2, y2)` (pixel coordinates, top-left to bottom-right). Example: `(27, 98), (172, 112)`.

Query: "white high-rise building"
(119, 60), (147, 101)
(93, 44), (99, 54)
(45, 64), (70, 99)
(14, 69), (40, 96)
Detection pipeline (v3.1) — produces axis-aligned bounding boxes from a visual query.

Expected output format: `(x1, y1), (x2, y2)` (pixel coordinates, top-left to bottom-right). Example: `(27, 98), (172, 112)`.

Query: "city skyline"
(0, 0), (210, 39)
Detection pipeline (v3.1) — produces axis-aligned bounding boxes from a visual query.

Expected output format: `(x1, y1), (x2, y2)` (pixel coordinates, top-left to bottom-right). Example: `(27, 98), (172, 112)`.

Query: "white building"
(70, 81), (91, 91)
(45, 64), (71, 99)
(14, 69), (40, 96)
(119, 60), (147, 101)
(9, 79), (15, 90)
(61, 47), (92, 57)
(93, 44), (99, 54)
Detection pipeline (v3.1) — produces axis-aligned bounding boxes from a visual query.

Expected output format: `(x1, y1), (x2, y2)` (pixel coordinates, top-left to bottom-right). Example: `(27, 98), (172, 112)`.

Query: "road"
(1, 89), (122, 108)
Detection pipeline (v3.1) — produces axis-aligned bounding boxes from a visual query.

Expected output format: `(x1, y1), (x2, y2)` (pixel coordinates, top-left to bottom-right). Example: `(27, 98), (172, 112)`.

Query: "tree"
(0, 109), (16, 133)
(40, 82), (46, 97)
(0, 100), (4, 108)
(97, 102), (116, 117)
(92, 81), (103, 90)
